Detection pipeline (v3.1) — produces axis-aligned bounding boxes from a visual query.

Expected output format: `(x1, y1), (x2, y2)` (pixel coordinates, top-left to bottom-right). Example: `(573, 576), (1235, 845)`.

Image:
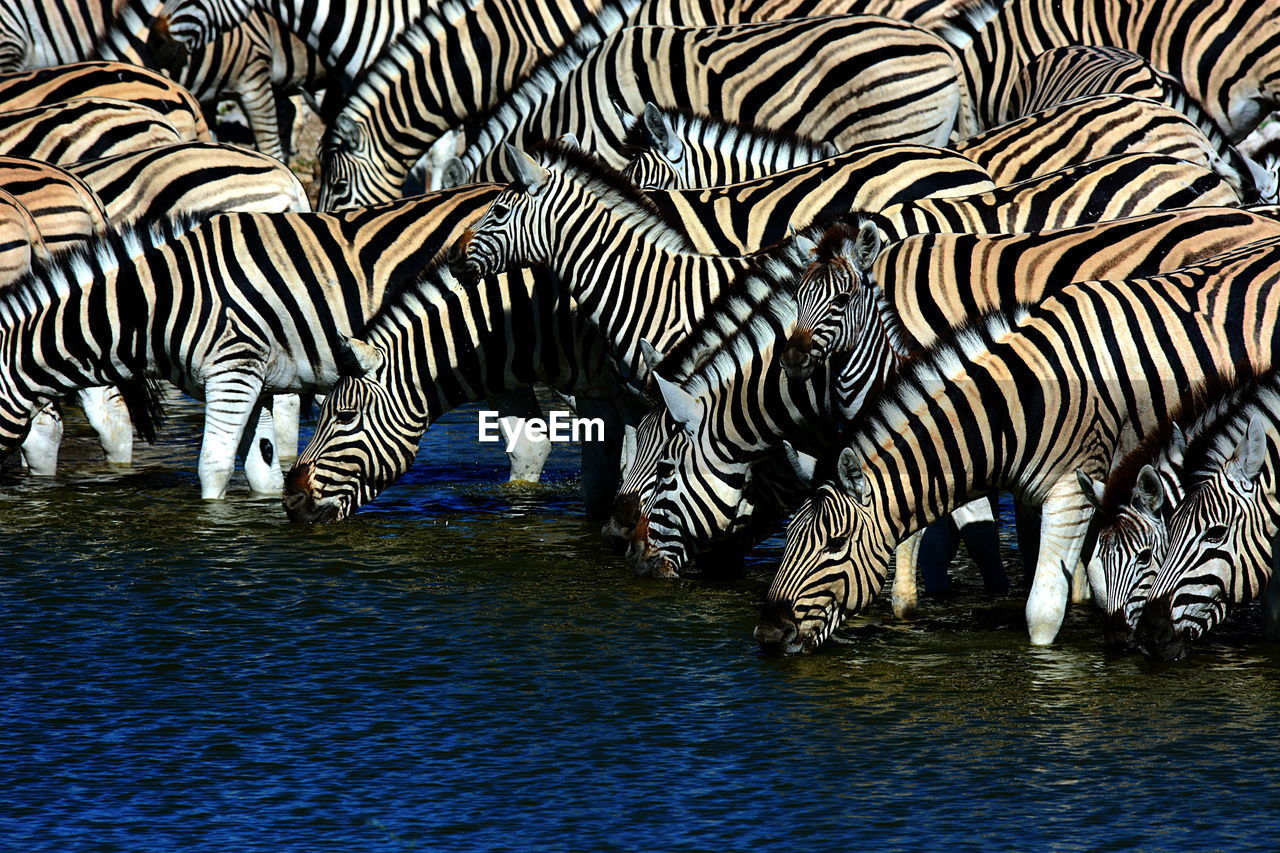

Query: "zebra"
(642, 142), (996, 256)
(755, 237), (1280, 653)
(0, 0), (142, 71)
(627, 0), (974, 27)
(1136, 371), (1280, 660)
(952, 94), (1260, 202)
(875, 153), (1240, 240)
(634, 207), (1280, 587)
(786, 207), (1280, 380)
(0, 98), (185, 164)
(69, 141), (310, 224)
(0, 184), (498, 498)
(619, 103), (839, 191)
(0, 60), (211, 141)
(0, 187), (43, 286)
(447, 16), (963, 186)
(282, 262), (621, 523)
(318, 0), (641, 208)
(0, 156), (109, 252)
(937, 0), (1280, 143)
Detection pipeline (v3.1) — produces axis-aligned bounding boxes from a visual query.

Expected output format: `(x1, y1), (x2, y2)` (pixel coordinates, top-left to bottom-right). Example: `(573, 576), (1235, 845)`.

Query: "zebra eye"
(335, 409), (359, 425)
(655, 460), (675, 478)
(1135, 548), (1152, 566)
(490, 202), (511, 220)
(1204, 525), (1229, 544)
(825, 536), (844, 553)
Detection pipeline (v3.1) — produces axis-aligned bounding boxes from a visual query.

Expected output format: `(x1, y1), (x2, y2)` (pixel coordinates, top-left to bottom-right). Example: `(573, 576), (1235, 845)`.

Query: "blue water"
(2, 399), (1278, 851)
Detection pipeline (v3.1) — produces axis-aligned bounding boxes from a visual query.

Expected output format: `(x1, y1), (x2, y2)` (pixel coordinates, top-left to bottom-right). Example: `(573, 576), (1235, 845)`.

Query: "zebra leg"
(491, 386), (551, 483)
(239, 399), (284, 496)
(955, 495), (1009, 594)
(199, 371), (269, 500)
(272, 394), (301, 466)
(918, 519), (959, 594)
(891, 531), (924, 619)
(575, 395), (624, 521)
(19, 400), (62, 476)
(77, 386), (133, 465)
(1014, 501), (1042, 587)
(1025, 484), (1095, 645)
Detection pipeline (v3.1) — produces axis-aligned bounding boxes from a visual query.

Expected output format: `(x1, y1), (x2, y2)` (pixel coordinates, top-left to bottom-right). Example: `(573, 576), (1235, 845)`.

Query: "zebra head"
(284, 337), (421, 523)
(1078, 465), (1170, 647)
(455, 145), (554, 279)
(155, 0), (251, 52)
(620, 103), (683, 190)
(756, 446), (891, 654)
(627, 374), (759, 578)
(604, 407), (672, 547)
(1139, 416), (1274, 660)
(319, 114), (404, 209)
(782, 220), (883, 381)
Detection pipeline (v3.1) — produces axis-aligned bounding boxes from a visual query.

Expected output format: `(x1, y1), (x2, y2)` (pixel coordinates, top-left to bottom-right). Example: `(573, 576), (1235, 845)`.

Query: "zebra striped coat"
(757, 239), (1280, 654)
(0, 156), (109, 251)
(69, 141), (310, 224)
(284, 263), (616, 522)
(952, 93), (1262, 203)
(0, 98), (185, 164)
(453, 16), (963, 185)
(1138, 371), (1280, 660)
(941, 0), (1280, 141)
(0, 184), (497, 499)
(0, 61), (211, 141)
(620, 104), (839, 190)
(0, 187), (44, 286)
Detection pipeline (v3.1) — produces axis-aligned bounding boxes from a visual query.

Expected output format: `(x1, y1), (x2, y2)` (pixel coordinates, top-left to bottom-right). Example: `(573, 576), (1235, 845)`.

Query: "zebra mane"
(1098, 362), (1263, 517)
(530, 139), (693, 253)
(844, 308), (1018, 451)
(931, 0), (1007, 51)
(1178, 364), (1280, 482)
(0, 214), (202, 323)
(618, 106), (834, 161)
(652, 230), (820, 396)
(349, 0), (473, 95)
(454, 0), (638, 173)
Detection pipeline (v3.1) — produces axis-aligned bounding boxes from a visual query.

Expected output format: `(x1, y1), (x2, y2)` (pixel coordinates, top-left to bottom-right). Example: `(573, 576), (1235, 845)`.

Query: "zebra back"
(0, 188), (44, 286)
(628, 0), (974, 27)
(645, 142), (995, 255)
(457, 16), (962, 183)
(0, 97), (185, 164)
(0, 60), (211, 140)
(69, 141), (311, 224)
(620, 104), (838, 190)
(877, 153), (1240, 241)
(0, 156), (110, 250)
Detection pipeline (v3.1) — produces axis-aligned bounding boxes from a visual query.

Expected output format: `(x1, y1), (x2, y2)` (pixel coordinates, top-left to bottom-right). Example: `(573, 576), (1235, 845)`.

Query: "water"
(3, 399), (1278, 851)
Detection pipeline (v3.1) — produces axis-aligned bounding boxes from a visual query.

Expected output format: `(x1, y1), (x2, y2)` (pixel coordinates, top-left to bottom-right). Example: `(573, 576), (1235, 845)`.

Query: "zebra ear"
(639, 339), (663, 373)
(503, 143), (548, 192)
(1133, 464), (1164, 517)
(439, 157), (469, 188)
(783, 440), (817, 488)
(820, 140), (839, 158)
(836, 446), (871, 504)
(1076, 467), (1106, 512)
(559, 132), (581, 148)
(613, 99), (639, 131)
(333, 114), (359, 148)
(853, 218), (883, 270)
(1228, 415), (1269, 485)
(338, 336), (384, 378)
(1166, 422), (1187, 471)
(643, 103), (682, 159)
(654, 374), (700, 435)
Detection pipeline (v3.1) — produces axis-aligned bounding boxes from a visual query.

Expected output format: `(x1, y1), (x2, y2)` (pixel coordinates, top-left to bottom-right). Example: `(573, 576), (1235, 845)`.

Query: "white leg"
(240, 400), (284, 496)
(19, 401), (62, 476)
(199, 371), (266, 500)
(892, 530), (923, 619)
(1070, 558), (1092, 604)
(492, 386), (551, 483)
(77, 386), (133, 465)
(272, 393), (301, 466)
(1025, 481), (1095, 645)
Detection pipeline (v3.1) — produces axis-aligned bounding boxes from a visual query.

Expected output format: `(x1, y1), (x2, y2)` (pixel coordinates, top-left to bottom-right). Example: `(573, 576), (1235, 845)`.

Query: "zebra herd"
(2, 0), (1280, 663)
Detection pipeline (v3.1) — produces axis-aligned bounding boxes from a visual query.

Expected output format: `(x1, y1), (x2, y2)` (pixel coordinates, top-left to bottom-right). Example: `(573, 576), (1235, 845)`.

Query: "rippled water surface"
(3, 398), (1279, 851)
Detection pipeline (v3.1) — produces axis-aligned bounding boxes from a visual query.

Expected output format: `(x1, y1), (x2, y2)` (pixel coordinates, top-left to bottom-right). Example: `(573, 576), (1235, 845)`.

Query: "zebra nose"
(1135, 595), (1187, 660)
(1103, 610), (1136, 648)
(145, 16), (189, 73)
(755, 604), (801, 653)
(781, 329), (815, 378)
(284, 460), (315, 497)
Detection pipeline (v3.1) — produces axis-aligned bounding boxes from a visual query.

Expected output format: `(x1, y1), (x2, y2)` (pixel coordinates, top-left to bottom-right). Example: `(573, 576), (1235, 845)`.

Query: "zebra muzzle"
(781, 329), (816, 379)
